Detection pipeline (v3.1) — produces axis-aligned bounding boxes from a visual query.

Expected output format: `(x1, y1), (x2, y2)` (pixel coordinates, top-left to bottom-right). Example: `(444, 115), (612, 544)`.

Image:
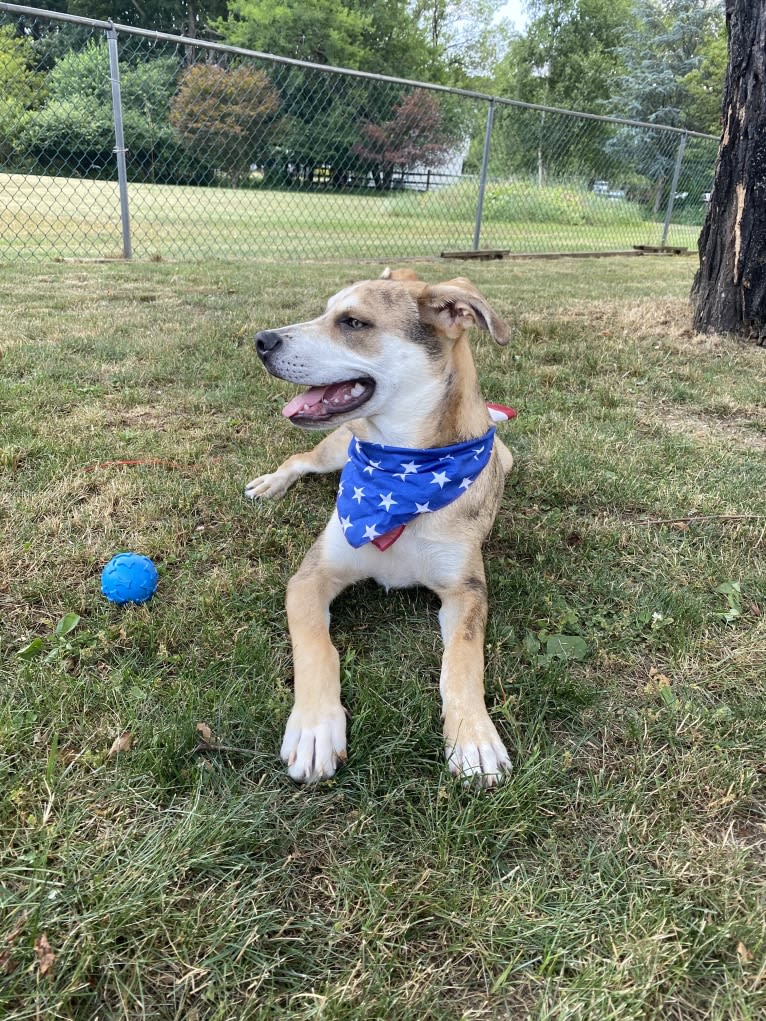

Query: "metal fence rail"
(0, 2), (719, 263)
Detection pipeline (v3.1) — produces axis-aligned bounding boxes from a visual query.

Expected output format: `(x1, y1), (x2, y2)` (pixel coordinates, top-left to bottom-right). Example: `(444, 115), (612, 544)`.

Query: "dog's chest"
(324, 513), (470, 591)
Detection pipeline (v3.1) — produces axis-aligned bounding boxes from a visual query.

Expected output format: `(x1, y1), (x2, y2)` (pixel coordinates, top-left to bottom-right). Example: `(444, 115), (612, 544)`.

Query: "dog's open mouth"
(282, 378), (375, 423)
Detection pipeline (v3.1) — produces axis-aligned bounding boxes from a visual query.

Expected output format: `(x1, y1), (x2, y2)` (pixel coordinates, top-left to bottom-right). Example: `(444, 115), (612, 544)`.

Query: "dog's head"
(255, 270), (510, 431)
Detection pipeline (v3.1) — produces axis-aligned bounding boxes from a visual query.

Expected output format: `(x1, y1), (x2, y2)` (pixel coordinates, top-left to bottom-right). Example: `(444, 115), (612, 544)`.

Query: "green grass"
(0, 172), (702, 262)
(1, 256), (765, 1020)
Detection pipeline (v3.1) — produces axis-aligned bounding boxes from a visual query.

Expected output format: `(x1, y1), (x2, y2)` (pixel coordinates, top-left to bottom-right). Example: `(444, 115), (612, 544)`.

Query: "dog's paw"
(280, 705), (347, 783)
(444, 718), (511, 788)
(244, 472), (290, 501)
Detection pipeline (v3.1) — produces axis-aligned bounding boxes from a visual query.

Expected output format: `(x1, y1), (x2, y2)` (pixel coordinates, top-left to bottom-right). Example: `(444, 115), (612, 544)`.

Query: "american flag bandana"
(336, 426), (496, 550)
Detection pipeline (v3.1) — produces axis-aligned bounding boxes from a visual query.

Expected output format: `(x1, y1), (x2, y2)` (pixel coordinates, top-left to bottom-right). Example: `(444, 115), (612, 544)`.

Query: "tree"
(21, 43), (200, 183)
(218, 0), (371, 69)
(691, 1), (766, 337)
(610, 0), (722, 128)
(680, 19), (728, 134)
(494, 0), (634, 114)
(65, 1), (229, 37)
(487, 0), (635, 182)
(412, 0), (512, 81)
(0, 26), (47, 168)
(215, 0), (444, 189)
(169, 63), (281, 186)
(353, 91), (456, 190)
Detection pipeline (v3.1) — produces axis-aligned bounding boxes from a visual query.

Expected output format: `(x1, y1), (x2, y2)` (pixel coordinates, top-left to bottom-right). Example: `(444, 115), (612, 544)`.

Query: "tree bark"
(691, 0), (766, 337)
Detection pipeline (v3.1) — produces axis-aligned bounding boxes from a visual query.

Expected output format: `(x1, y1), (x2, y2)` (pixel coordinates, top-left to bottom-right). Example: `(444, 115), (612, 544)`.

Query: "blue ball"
(101, 552), (159, 605)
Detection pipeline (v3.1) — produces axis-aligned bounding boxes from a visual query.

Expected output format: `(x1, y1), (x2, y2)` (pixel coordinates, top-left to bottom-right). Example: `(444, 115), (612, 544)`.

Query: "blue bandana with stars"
(336, 426), (496, 549)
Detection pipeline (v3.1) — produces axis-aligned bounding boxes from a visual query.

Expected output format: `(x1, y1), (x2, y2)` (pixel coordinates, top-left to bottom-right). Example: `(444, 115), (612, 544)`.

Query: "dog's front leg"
(437, 568), (511, 786)
(245, 425), (353, 501)
(281, 540), (349, 782)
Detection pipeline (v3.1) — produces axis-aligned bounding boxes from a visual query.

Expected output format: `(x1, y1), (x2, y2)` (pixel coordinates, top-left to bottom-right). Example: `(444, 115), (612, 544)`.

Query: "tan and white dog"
(246, 269), (514, 785)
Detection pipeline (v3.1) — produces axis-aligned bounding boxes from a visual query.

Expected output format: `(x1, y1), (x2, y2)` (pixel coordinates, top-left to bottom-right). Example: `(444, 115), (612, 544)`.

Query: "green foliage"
(494, 0), (635, 114)
(66, 0), (229, 35)
(610, 0), (724, 128)
(0, 26), (47, 168)
(681, 22), (728, 134)
(219, 0), (372, 69)
(20, 42), (210, 183)
(390, 177), (646, 225)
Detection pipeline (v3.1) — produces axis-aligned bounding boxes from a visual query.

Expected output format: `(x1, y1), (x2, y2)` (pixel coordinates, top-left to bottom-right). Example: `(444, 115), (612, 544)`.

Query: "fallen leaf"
(0, 952), (19, 975)
(645, 666), (672, 694)
(35, 933), (55, 976)
(196, 722), (213, 743)
(109, 732), (133, 756)
(737, 940), (753, 964)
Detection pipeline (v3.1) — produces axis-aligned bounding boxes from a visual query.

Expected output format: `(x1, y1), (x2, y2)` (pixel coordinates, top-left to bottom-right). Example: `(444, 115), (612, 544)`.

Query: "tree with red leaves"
(353, 91), (455, 190)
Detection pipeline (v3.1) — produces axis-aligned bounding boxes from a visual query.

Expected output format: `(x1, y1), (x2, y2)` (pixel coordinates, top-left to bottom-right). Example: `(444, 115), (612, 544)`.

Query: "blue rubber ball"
(101, 552), (159, 605)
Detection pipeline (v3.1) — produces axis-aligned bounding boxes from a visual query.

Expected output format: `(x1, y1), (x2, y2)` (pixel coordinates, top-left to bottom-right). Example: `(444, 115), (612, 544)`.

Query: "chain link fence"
(0, 2), (719, 263)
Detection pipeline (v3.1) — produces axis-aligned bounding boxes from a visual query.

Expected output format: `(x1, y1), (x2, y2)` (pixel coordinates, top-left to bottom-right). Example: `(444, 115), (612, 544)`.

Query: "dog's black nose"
(255, 330), (283, 358)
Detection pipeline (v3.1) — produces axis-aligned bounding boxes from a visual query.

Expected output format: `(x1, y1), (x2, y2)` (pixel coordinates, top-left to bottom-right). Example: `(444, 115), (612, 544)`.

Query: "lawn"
(1, 255), (765, 1020)
(0, 173), (702, 262)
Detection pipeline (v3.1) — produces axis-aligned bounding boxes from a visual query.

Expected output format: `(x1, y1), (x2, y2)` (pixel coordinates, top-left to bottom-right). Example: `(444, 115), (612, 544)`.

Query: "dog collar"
(336, 426), (496, 550)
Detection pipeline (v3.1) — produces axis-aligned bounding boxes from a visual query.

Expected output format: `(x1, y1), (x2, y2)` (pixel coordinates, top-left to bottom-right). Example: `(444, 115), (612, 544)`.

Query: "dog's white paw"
(244, 472), (290, 501)
(280, 705), (347, 783)
(444, 720), (511, 787)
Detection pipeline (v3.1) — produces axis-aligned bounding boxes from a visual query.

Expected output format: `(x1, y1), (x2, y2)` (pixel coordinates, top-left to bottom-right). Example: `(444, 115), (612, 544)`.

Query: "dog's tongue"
(282, 381), (363, 419)
(282, 386), (328, 419)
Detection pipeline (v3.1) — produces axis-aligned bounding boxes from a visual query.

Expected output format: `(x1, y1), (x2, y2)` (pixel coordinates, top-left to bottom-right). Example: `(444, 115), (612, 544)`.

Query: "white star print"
(339, 514), (352, 532)
(363, 459), (381, 475)
(378, 492), (397, 511)
(431, 470), (450, 489)
(352, 486), (365, 503)
(459, 477), (473, 490)
(338, 481), (344, 495)
(363, 523), (380, 541)
(415, 501), (431, 513)
(393, 460), (418, 482)
(472, 445), (485, 460)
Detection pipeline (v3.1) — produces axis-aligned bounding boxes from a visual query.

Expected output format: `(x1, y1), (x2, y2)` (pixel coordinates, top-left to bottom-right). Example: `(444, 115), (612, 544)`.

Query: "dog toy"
(101, 552), (158, 605)
(487, 403), (516, 422)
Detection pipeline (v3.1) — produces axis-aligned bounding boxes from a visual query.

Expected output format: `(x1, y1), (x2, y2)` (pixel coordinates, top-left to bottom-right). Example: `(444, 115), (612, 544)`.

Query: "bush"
(20, 43), (214, 184)
(385, 177), (648, 225)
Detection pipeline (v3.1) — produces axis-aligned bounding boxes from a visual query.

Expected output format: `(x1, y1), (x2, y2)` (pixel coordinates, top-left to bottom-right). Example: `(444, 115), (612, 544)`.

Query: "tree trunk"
(691, 0), (766, 338)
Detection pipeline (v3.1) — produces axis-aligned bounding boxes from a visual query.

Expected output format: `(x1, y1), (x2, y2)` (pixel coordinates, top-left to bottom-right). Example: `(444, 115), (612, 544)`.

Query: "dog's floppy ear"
(418, 279), (511, 346)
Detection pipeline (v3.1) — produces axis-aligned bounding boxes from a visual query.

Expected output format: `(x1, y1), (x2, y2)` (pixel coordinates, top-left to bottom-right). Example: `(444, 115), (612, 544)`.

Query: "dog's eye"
(340, 316), (369, 330)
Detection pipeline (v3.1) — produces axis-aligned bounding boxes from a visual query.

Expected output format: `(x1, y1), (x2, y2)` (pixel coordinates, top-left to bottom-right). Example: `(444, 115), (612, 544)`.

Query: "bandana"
(336, 426), (496, 550)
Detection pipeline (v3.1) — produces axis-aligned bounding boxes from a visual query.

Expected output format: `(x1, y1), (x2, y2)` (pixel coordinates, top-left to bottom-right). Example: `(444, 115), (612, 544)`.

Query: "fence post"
(661, 131), (688, 247)
(107, 25), (132, 259)
(472, 99), (495, 251)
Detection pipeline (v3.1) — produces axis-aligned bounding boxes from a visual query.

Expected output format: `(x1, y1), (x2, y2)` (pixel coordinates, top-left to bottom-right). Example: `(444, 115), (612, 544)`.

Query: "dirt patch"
(639, 402), (766, 452)
(114, 405), (180, 430)
(545, 296), (697, 343)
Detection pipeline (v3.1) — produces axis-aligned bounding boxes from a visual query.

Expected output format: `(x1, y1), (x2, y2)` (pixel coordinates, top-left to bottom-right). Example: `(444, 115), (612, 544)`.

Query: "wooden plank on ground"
(440, 249), (509, 260)
(441, 249), (645, 261)
(632, 245), (690, 255)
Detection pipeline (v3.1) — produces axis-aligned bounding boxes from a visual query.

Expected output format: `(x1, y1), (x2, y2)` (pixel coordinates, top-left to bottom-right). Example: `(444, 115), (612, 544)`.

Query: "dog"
(246, 268), (515, 785)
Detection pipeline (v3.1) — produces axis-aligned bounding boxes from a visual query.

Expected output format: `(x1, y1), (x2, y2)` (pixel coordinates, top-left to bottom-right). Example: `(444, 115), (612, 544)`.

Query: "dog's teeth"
(350, 383), (364, 397)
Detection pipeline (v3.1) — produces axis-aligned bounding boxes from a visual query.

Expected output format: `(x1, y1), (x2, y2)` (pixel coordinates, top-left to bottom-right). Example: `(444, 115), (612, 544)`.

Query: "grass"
(1, 255), (765, 1020)
(0, 172), (703, 263)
